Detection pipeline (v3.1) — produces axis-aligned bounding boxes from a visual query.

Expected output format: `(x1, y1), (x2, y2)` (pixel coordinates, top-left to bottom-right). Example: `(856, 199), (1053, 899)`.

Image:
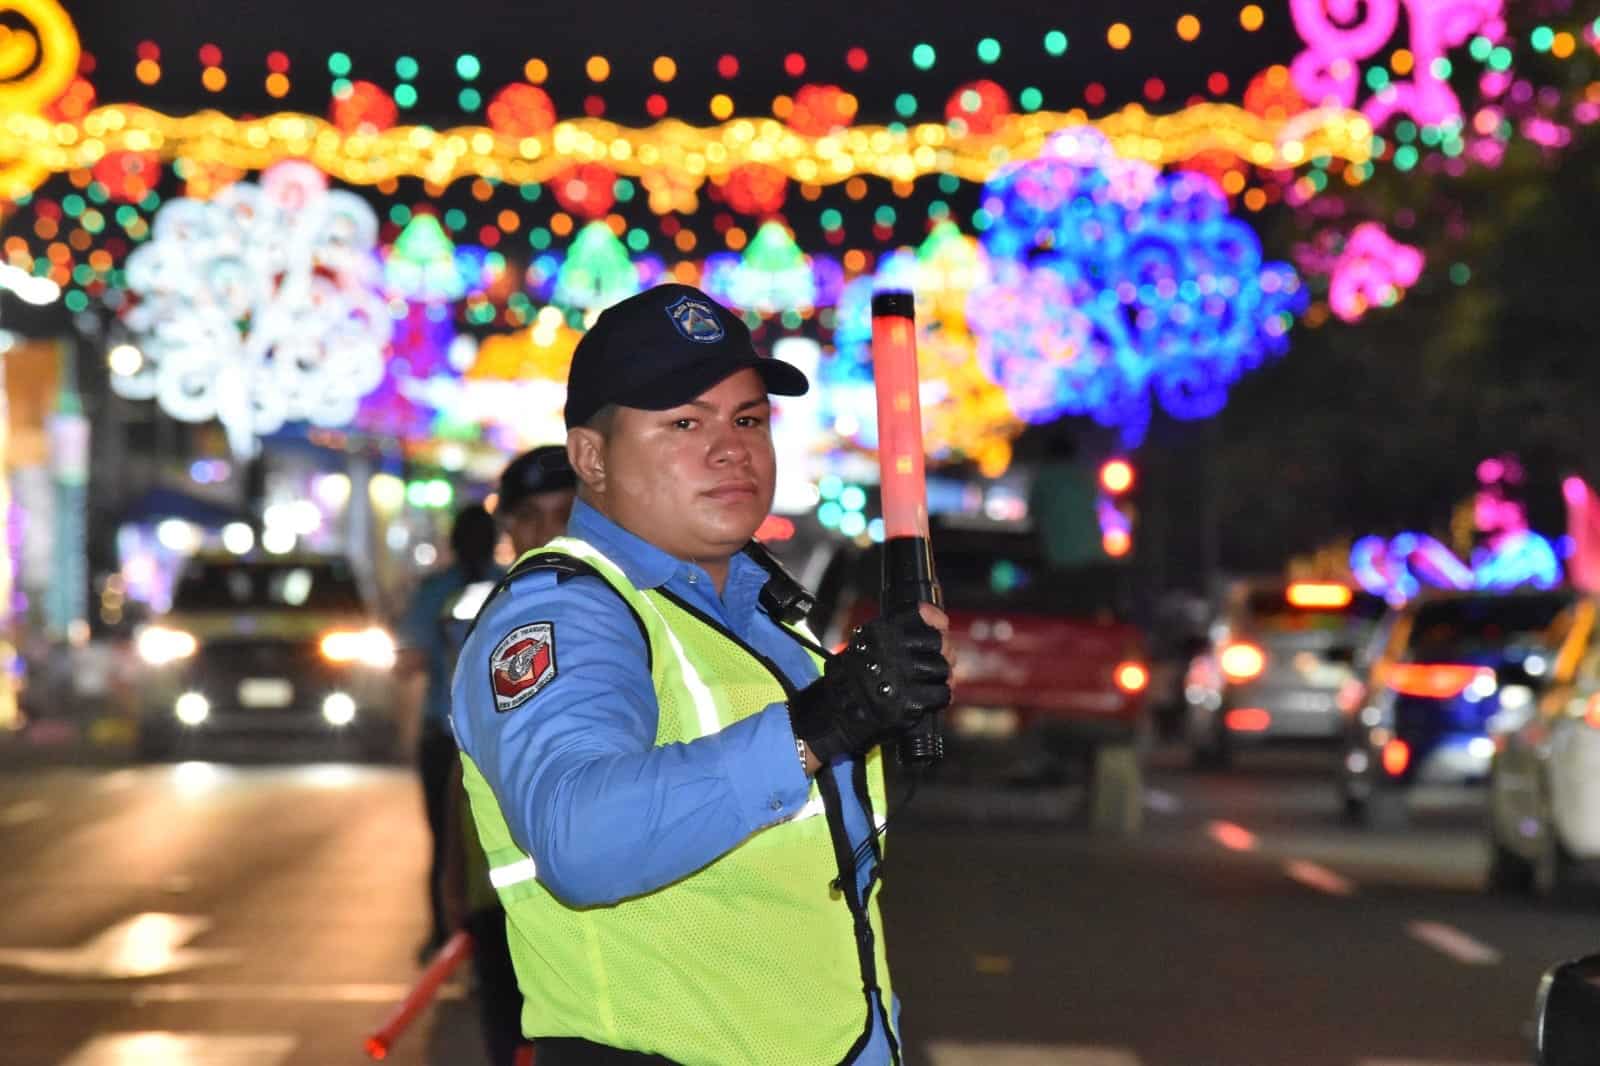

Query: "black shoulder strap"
(464, 551), (653, 673)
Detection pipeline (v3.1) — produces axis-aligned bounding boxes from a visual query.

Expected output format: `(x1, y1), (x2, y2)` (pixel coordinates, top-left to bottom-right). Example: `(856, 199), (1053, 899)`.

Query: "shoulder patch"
(488, 622), (557, 713)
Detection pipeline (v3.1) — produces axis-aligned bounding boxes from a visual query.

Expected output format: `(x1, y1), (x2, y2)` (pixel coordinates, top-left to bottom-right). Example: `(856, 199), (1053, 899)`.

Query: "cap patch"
(489, 622), (557, 713)
(665, 295), (726, 343)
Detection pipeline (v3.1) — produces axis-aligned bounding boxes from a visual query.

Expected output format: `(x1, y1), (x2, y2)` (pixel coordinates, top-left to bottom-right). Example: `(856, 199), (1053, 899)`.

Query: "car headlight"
(320, 627), (397, 669)
(136, 625), (199, 666)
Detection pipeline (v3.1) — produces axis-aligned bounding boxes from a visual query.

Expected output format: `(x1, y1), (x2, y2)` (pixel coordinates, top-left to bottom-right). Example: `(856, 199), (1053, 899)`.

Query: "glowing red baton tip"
(871, 291), (929, 542)
(363, 930), (473, 1059)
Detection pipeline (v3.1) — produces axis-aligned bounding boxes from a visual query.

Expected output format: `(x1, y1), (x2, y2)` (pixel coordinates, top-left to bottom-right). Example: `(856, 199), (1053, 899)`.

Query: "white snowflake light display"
(114, 161), (391, 456)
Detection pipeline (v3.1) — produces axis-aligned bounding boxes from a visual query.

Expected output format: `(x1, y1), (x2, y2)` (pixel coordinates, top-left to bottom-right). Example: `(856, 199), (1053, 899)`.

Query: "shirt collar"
(565, 499), (774, 621)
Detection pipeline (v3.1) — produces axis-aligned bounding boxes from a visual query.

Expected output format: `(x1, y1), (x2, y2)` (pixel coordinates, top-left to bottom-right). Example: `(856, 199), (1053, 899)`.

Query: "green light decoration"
(703, 221), (817, 313)
(385, 213), (469, 301)
(456, 54), (481, 81)
(395, 84), (418, 109)
(395, 56), (419, 80)
(912, 43), (936, 70)
(554, 221), (640, 311)
(743, 220), (807, 274)
(1020, 87), (1043, 112)
(328, 52), (352, 77)
(977, 38), (1002, 63)
(1044, 30), (1068, 56)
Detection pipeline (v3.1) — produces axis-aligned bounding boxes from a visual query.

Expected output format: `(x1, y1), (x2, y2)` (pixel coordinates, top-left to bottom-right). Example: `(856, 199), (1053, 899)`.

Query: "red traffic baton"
(870, 290), (945, 769)
(364, 930), (474, 1060)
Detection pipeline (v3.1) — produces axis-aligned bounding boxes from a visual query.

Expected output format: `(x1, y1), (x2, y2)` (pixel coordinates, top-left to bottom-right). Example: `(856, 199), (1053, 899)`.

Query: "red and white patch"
(488, 622), (557, 713)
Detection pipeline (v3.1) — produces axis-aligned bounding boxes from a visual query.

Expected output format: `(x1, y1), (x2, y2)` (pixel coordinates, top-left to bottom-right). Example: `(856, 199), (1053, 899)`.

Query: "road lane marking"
(1356, 1059), (1523, 1065)
(95, 770), (139, 793)
(61, 1032), (296, 1066)
(1206, 819), (1258, 852)
(1406, 921), (1502, 965)
(1284, 859), (1356, 897)
(927, 1043), (1141, 1065)
(0, 913), (235, 978)
(0, 982), (466, 1003)
(1142, 788), (1181, 813)
(0, 800), (47, 826)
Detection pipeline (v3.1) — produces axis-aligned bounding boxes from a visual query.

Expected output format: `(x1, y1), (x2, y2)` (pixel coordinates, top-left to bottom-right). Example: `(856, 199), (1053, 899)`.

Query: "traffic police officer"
(451, 283), (952, 1065)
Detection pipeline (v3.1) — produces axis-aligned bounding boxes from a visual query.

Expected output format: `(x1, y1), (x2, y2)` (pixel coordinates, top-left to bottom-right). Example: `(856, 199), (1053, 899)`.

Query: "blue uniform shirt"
(401, 564), (477, 730)
(450, 499), (896, 1062)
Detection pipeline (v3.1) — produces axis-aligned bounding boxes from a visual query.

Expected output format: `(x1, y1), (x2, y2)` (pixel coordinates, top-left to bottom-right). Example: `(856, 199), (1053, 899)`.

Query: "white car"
(1486, 596), (1600, 898)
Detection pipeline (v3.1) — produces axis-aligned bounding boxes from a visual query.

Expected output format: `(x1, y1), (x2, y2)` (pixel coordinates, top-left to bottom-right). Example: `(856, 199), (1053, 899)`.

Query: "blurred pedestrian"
(398, 502), (501, 962)
(440, 446), (576, 1066)
(450, 285), (954, 1064)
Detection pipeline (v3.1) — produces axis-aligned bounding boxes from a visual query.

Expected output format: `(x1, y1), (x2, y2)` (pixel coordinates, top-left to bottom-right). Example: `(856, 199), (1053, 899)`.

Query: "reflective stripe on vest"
(459, 536), (895, 1065)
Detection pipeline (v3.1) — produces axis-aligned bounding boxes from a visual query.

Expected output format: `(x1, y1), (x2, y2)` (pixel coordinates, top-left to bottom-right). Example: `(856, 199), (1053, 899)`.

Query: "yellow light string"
(0, 0), (1370, 201)
(0, 101), (1373, 201)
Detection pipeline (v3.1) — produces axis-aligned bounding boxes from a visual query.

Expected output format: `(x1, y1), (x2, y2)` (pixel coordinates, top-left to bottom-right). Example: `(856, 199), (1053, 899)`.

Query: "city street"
(0, 742), (1585, 1066)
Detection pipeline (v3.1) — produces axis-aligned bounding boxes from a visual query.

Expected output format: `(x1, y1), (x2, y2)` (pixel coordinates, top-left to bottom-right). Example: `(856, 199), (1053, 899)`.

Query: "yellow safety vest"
(460, 536), (898, 1065)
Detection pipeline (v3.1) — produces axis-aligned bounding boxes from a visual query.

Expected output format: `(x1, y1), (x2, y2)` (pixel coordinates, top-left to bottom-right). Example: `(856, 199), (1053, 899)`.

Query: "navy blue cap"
(497, 445), (576, 512)
(564, 284), (809, 429)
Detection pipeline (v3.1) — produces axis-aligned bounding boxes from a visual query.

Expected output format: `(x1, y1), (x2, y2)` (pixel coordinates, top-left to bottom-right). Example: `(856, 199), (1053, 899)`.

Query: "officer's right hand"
(789, 607), (952, 765)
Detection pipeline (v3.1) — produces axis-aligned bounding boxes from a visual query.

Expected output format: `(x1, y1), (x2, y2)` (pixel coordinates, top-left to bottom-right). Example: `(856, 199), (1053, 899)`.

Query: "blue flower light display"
(968, 128), (1305, 444)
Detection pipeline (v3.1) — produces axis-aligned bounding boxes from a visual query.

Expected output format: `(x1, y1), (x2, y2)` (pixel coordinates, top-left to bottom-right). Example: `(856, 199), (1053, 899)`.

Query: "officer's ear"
(567, 427), (606, 495)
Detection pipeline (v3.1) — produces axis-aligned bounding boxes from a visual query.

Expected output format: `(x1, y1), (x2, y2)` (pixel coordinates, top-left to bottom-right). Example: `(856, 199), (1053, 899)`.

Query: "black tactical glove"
(789, 607), (952, 765)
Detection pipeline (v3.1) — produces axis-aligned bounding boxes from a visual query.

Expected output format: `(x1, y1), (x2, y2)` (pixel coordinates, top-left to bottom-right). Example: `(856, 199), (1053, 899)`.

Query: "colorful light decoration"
(1351, 456), (1564, 602)
(786, 84), (859, 136)
(552, 220), (640, 311)
(550, 162), (617, 220)
(1564, 477), (1600, 595)
(111, 160), (391, 457)
(382, 213), (501, 304)
(486, 83), (558, 139)
(330, 80), (399, 135)
(1351, 529), (1562, 601)
(716, 163), (788, 218)
(823, 224), (1020, 472)
(945, 79), (1013, 135)
(1326, 222), (1425, 323)
(701, 221), (836, 314)
(1289, 0), (1507, 128)
(967, 128), (1304, 444)
(0, 101), (1373, 203)
(355, 303), (459, 441)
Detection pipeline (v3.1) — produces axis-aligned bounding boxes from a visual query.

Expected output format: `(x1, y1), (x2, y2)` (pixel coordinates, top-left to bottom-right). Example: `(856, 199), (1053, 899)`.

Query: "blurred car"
(812, 524), (1151, 831)
(1183, 580), (1387, 767)
(1337, 587), (1583, 827)
(133, 554), (401, 760)
(1485, 595), (1600, 897)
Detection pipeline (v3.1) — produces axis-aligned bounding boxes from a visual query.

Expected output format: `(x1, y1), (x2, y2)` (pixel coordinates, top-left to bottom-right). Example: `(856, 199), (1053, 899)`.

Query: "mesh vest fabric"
(459, 537), (897, 1065)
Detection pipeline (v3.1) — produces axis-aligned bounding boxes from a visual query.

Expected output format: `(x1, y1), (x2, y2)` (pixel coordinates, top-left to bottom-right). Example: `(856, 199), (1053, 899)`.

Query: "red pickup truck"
(810, 525), (1151, 832)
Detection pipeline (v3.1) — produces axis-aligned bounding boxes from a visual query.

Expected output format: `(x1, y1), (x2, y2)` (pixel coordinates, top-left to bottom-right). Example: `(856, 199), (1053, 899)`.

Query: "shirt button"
(769, 796), (783, 811)
(687, 573), (697, 583)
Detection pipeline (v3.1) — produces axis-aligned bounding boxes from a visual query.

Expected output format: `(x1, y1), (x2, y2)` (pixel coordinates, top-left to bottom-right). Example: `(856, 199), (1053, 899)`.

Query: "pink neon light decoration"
(1289, 0), (1506, 128)
(1327, 223), (1424, 323)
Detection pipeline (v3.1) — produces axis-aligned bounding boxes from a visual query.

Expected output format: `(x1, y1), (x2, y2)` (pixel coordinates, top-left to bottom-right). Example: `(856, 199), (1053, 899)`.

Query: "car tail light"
(320, 627), (398, 669)
(1286, 582), (1353, 609)
(1224, 707), (1270, 732)
(1219, 642), (1266, 683)
(1381, 738), (1411, 776)
(1114, 661), (1149, 694)
(1383, 663), (1491, 700)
